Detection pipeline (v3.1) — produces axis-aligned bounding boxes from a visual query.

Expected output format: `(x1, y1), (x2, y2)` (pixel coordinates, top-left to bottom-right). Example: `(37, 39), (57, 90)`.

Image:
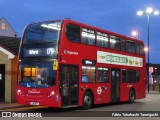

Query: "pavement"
(0, 102), (28, 110)
(146, 90), (160, 94)
(0, 91), (159, 110)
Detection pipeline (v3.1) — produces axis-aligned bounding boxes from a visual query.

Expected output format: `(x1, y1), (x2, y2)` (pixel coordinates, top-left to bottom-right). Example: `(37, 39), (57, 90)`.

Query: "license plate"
(30, 102), (39, 105)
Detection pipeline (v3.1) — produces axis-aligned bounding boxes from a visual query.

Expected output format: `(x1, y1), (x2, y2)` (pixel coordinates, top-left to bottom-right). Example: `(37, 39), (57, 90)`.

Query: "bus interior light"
(82, 66), (87, 69)
(98, 68), (103, 70)
(82, 32), (95, 39)
(91, 67), (96, 70)
(41, 24), (60, 30)
(97, 36), (108, 41)
(110, 39), (116, 43)
(103, 68), (108, 70)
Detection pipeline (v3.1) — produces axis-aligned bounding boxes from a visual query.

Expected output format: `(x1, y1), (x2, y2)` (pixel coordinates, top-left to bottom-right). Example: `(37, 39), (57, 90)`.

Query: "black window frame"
(122, 69), (127, 83)
(126, 40), (136, 53)
(136, 42), (145, 54)
(136, 70), (140, 82)
(121, 39), (126, 52)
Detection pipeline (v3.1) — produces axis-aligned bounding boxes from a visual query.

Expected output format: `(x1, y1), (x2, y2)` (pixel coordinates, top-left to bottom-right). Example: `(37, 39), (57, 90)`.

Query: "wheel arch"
(130, 87), (136, 99)
(84, 89), (94, 105)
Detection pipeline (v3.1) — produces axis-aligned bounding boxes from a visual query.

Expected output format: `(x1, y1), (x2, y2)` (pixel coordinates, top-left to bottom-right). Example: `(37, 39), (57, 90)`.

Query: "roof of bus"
(62, 19), (144, 45)
(26, 19), (144, 45)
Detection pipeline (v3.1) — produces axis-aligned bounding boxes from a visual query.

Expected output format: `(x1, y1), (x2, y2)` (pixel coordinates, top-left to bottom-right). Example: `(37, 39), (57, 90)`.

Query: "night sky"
(1, 0), (160, 63)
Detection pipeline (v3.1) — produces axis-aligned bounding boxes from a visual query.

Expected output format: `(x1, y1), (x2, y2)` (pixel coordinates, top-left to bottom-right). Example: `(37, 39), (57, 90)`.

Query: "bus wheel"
(129, 90), (135, 103)
(83, 91), (93, 109)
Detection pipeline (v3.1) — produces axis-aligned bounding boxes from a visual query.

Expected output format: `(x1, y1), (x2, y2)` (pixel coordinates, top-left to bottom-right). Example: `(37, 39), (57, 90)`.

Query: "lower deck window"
(127, 69), (140, 83)
(97, 68), (109, 82)
(82, 66), (95, 83)
(127, 70), (136, 83)
(122, 69), (127, 83)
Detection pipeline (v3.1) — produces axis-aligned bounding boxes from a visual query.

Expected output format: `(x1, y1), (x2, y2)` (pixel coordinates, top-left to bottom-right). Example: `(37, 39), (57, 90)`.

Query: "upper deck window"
(121, 39), (126, 52)
(127, 40), (135, 53)
(82, 28), (95, 46)
(110, 35), (120, 50)
(66, 24), (80, 43)
(24, 21), (61, 44)
(136, 43), (144, 54)
(97, 32), (108, 48)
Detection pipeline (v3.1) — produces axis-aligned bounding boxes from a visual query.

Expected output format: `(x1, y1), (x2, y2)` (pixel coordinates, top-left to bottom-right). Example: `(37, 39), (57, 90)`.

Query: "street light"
(131, 30), (139, 39)
(144, 47), (148, 52)
(137, 7), (159, 92)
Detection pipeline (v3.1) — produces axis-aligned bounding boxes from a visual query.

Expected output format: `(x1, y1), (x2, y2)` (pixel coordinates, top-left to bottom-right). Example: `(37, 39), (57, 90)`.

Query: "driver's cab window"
(19, 62), (56, 88)
(23, 67), (48, 85)
(35, 68), (47, 85)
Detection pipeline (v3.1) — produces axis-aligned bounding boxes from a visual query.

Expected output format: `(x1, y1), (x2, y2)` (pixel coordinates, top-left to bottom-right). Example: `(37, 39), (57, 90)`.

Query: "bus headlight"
(48, 91), (55, 98)
(17, 90), (21, 95)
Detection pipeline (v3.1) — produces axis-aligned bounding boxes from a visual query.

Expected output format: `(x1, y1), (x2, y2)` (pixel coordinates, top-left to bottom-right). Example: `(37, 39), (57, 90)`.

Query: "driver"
(40, 69), (47, 84)
(35, 69), (47, 85)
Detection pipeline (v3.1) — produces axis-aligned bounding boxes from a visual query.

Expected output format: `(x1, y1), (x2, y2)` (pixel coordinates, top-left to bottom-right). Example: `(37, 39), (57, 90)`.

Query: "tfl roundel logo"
(97, 87), (102, 95)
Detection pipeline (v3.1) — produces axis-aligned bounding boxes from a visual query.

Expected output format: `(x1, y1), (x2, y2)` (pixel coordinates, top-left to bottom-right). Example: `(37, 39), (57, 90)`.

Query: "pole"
(147, 15), (150, 92)
(159, 82), (160, 92)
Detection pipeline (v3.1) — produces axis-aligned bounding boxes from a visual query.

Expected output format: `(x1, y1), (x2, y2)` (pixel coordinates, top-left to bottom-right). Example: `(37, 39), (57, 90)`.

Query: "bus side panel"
(120, 83), (129, 101)
(78, 83), (111, 106)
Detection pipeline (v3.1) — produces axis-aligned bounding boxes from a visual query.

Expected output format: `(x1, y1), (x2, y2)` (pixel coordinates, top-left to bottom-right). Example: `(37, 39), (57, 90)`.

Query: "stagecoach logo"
(28, 89), (40, 94)
(64, 49), (78, 55)
(97, 87), (102, 95)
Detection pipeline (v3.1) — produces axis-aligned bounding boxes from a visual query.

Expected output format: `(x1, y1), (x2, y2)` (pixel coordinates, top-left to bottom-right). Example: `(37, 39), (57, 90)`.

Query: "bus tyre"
(83, 91), (93, 109)
(129, 90), (135, 103)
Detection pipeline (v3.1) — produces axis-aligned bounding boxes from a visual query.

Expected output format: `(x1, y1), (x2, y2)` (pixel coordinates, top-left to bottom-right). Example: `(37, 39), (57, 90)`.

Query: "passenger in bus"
(99, 72), (109, 82)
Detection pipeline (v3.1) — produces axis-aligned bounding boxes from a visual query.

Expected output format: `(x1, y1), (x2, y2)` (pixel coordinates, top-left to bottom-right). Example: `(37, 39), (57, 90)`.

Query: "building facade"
(0, 17), (17, 37)
(149, 64), (160, 85)
(0, 17), (20, 103)
(0, 47), (17, 102)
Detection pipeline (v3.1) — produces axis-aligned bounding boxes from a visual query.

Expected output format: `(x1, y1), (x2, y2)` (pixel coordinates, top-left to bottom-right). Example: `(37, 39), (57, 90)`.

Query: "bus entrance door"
(111, 69), (120, 103)
(59, 65), (79, 107)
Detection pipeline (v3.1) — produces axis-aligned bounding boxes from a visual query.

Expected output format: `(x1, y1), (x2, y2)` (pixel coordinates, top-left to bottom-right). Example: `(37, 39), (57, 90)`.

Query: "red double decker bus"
(17, 19), (146, 109)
